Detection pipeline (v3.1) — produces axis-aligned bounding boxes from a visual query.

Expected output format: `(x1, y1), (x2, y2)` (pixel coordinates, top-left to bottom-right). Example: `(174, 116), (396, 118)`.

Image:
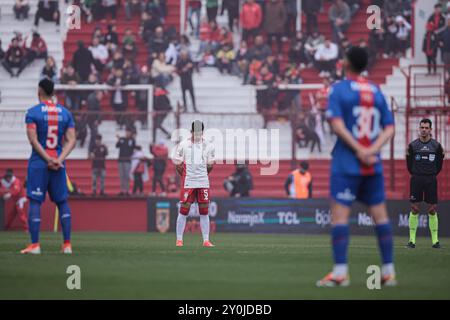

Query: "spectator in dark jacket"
(40, 56), (58, 83)
(264, 0), (287, 53)
(284, 0), (298, 38)
(248, 35), (272, 61)
(116, 127), (136, 196)
(90, 134), (108, 196)
(440, 19), (450, 76)
(206, 0), (219, 23)
(136, 65), (152, 129)
(152, 87), (172, 143)
(107, 68), (129, 128)
(148, 26), (168, 59)
(72, 41), (95, 82)
(34, 0), (60, 27)
(61, 64), (81, 110)
(176, 50), (197, 112)
(329, 0), (351, 43)
(14, 0), (30, 20)
(289, 31), (308, 66)
(303, 0), (322, 35)
(140, 11), (161, 42)
(1, 38), (27, 77)
(224, 164), (253, 197)
(221, 0), (240, 32)
(105, 24), (119, 53)
(86, 90), (103, 151)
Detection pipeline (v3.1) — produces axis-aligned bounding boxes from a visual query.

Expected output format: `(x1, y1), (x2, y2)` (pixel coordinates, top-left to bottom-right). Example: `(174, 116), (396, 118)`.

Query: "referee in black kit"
(406, 119), (445, 249)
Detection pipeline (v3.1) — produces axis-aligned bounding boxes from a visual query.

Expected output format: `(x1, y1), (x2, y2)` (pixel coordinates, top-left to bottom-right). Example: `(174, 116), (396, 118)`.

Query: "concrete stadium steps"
(0, 159), (418, 199)
(167, 67), (256, 113)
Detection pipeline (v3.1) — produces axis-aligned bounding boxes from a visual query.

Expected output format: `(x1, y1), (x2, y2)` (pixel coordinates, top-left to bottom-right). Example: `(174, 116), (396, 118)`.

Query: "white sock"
(382, 263), (395, 276)
(200, 215), (210, 242)
(176, 214), (187, 241)
(332, 264), (348, 277)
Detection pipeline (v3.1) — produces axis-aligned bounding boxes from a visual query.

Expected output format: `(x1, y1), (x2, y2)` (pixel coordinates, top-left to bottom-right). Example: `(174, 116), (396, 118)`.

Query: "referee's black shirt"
(406, 138), (444, 176)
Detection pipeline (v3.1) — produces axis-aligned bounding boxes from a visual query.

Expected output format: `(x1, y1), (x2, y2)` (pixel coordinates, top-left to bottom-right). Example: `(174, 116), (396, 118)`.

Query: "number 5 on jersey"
(47, 125), (58, 149)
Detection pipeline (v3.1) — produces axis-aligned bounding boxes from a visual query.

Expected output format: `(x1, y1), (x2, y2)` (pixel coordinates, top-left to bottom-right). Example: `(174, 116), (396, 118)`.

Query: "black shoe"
(406, 242), (416, 249)
(432, 242), (441, 249)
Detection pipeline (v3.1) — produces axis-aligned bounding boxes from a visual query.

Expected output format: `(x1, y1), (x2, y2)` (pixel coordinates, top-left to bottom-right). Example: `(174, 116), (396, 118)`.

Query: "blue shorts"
(330, 173), (385, 207)
(27, 163), (68, 203)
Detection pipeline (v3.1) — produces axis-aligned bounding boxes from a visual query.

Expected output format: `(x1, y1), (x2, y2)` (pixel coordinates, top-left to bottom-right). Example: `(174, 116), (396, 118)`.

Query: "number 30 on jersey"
(352, 106), (381, 140)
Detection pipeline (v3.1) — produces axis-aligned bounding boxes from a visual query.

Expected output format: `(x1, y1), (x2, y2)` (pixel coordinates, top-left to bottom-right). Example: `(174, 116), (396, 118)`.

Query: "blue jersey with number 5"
(326, 77), (394, 176)
(25, 100), (75, 167)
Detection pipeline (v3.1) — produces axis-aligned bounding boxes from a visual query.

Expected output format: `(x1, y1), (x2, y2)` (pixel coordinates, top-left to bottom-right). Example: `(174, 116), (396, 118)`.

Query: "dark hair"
(95, 134), (102, 140)
(191, 120), (204, 132)
(4, 168), (13, 178)
(435, 4), (442, 9)
(345, 46), (368, 73)
(38, 78), (54, 96)
(300, 161), (309, 171)
(420, 118), (432, 128)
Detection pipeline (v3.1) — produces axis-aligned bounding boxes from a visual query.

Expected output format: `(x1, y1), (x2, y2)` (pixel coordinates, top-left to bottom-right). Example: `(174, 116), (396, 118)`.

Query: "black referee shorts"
(409, 175), (438, 204)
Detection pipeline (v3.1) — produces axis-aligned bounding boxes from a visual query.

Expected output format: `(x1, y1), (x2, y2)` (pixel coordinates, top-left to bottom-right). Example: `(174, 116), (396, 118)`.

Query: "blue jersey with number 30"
(326, 77), (395, 176)
(25, 100), (74, 167)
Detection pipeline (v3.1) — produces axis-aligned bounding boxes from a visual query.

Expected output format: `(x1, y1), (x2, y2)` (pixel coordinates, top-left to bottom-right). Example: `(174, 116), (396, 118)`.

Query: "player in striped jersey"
(20, 79), (76, 254)
(316, 47), (397, 287)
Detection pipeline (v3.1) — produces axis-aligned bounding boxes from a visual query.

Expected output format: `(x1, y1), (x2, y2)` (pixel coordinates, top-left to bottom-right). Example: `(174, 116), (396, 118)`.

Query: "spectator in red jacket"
(25, 32), (48, 63)
(423, 21), (439, 75)
(1, 169), (28, 231)
(240, 0), (262, 43)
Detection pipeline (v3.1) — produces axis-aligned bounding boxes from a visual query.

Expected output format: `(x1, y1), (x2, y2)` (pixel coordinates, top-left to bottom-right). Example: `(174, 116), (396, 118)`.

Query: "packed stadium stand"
(0, 0), (448, 200)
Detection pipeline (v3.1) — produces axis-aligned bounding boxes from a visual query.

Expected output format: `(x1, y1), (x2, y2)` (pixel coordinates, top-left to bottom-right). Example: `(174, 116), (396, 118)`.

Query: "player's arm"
(173, 142), (184, 176)
(57, 128), (76, 164)
(330, 119), (376, 166)
(406, 143), (413, 175)
(206, 143), (215, 174)
(436, 143), (445, 175)
(329, 119), (364, 153)
(367, 124), (395, 155)
(366, 91), (395, 157)
(26, 125), (53, 165)
(284, 175), (293, 196)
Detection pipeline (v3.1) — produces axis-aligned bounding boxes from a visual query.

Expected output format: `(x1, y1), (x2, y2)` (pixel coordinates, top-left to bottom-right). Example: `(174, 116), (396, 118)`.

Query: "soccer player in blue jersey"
(316, 47), (397, 287)
(20, 79), (76, 254)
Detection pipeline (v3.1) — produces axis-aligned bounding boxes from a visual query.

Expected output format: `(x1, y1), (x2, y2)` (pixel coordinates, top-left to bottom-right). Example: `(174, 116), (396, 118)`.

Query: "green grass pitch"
(0, 232), (449, 299)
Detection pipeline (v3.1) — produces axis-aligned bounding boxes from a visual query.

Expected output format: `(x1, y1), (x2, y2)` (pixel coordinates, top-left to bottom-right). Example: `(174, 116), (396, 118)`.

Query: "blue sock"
(331, 224), (349, 264)
(28, 200), (41, 244)
(375, 223), (394, 264)
(57, 200), (71, 242)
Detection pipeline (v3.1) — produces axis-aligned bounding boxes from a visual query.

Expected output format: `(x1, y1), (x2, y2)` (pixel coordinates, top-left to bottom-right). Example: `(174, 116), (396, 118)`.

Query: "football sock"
(408, 212), (418, 244)
(57, 200), (71, 242)
(375, 223), (394, 267)
(28, 199), (41, 244)
(332, 264), (348, 278)
(176, 214), (187, 241)
(200, 215), (210, 242)
(382, 263), (395, 277)
(331, 224), (349, 275)
(428, 213), (439, 244)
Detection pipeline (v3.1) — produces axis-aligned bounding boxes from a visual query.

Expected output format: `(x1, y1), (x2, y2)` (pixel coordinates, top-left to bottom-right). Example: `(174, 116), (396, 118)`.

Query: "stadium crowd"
(0, 0), (448, 196)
